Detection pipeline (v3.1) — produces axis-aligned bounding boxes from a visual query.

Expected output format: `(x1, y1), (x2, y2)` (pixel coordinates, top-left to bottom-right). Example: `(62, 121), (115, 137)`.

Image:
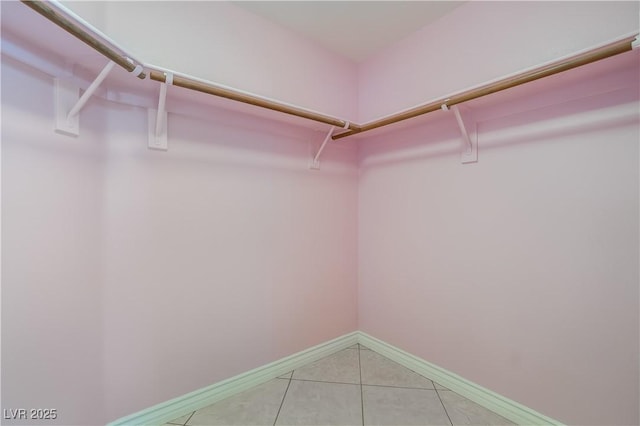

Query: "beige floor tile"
(360, 350), (434, 389)
(186, 379), (288, 425)
(276, 380), (362, 426)
(173, 348), (517, 426)
(363, 385), (451, 425)
(438, 391), (515, 425)
(292, 349), (360, 384)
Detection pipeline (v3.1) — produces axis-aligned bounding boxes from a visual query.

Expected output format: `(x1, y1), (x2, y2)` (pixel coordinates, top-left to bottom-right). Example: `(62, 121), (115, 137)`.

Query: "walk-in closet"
(2, 1), (639, 425)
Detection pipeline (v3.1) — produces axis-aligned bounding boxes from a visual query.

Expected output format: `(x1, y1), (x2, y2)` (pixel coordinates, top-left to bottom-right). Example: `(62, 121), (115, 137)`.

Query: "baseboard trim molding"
(109, 330), (561, 426)
(107, 331), (359, 426)
(356, 331), (562, 426)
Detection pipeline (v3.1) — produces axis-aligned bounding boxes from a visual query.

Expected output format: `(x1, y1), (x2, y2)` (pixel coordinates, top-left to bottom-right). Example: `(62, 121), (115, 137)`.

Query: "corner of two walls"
(1, 59), (359, 424)
(4, 1), (639, 424)
(99, 101), (360, 421)
(5, 2), (360, 424)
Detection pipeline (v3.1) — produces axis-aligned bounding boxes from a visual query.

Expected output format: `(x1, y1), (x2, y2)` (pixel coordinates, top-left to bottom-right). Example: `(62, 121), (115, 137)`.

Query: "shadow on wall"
(359, 87), (639, 170)
(99, 102), (359, 180)
(358, 48), (640, 169)
(1, 55), (358, 179)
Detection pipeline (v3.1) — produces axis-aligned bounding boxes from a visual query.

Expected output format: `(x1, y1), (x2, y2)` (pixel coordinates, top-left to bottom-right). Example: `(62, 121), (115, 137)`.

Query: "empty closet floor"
(164, 344), (514, 426)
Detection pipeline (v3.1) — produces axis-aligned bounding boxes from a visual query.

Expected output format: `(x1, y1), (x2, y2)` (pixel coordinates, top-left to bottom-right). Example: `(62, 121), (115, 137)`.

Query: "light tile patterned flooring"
(165, 344), (514, 426)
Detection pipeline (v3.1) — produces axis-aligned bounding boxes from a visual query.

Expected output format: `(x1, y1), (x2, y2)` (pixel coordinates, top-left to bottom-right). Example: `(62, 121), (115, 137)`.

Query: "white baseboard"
(109, 330), (561, 426)
(357, 332), (562, 425)
(107, 332), (358, 426)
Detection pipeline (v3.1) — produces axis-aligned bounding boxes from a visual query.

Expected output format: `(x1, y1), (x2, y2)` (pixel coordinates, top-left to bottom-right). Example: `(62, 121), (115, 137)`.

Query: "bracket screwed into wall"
(148, 73), (173, 151)
(54, 60), (115, 136)
(441, 102), (478, 164)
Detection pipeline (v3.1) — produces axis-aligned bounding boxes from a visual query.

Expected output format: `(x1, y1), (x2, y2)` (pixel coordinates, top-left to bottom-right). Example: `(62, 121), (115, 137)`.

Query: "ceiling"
(233, 1), (465, 62)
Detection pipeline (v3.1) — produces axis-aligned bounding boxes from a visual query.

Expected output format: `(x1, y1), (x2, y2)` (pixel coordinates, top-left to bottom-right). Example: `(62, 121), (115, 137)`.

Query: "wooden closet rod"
(20, 0), (359, 130)
(149, 71), (360, 131)
(21, 0), (146, 79)
(18, 0), (636, 136)
(332, 36), (637, 140)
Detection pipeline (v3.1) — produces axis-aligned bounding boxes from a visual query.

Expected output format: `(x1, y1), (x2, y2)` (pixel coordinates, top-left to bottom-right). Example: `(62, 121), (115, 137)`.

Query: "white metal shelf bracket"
(148, 72), (173, 151)
(441, 102), (478, 164)
(309, 121), (348, 170)
(55, 60), (115, 136)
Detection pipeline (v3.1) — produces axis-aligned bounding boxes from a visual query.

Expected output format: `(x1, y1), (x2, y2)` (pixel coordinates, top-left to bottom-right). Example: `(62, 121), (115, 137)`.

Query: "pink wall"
(1, 57), (358, 424)
(99, 95), (358, 421)
(61, 1), (358, 121)
(357, 51), (639, 425)
(2, 60), (107, 425)
(358, 1), (640, 122)
(3, 1), (639, 425)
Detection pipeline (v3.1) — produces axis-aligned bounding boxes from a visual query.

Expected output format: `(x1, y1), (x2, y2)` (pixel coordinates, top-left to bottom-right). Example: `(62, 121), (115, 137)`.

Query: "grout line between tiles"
(434, 388), (454, 426)
(182, 411), (195, 426)
(273, 374), (292, 426)
(289, 378), (361, 386)
(358, 344), (364, 426)
(361, 383), (438, 391)
(286, 376), (438, 391)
